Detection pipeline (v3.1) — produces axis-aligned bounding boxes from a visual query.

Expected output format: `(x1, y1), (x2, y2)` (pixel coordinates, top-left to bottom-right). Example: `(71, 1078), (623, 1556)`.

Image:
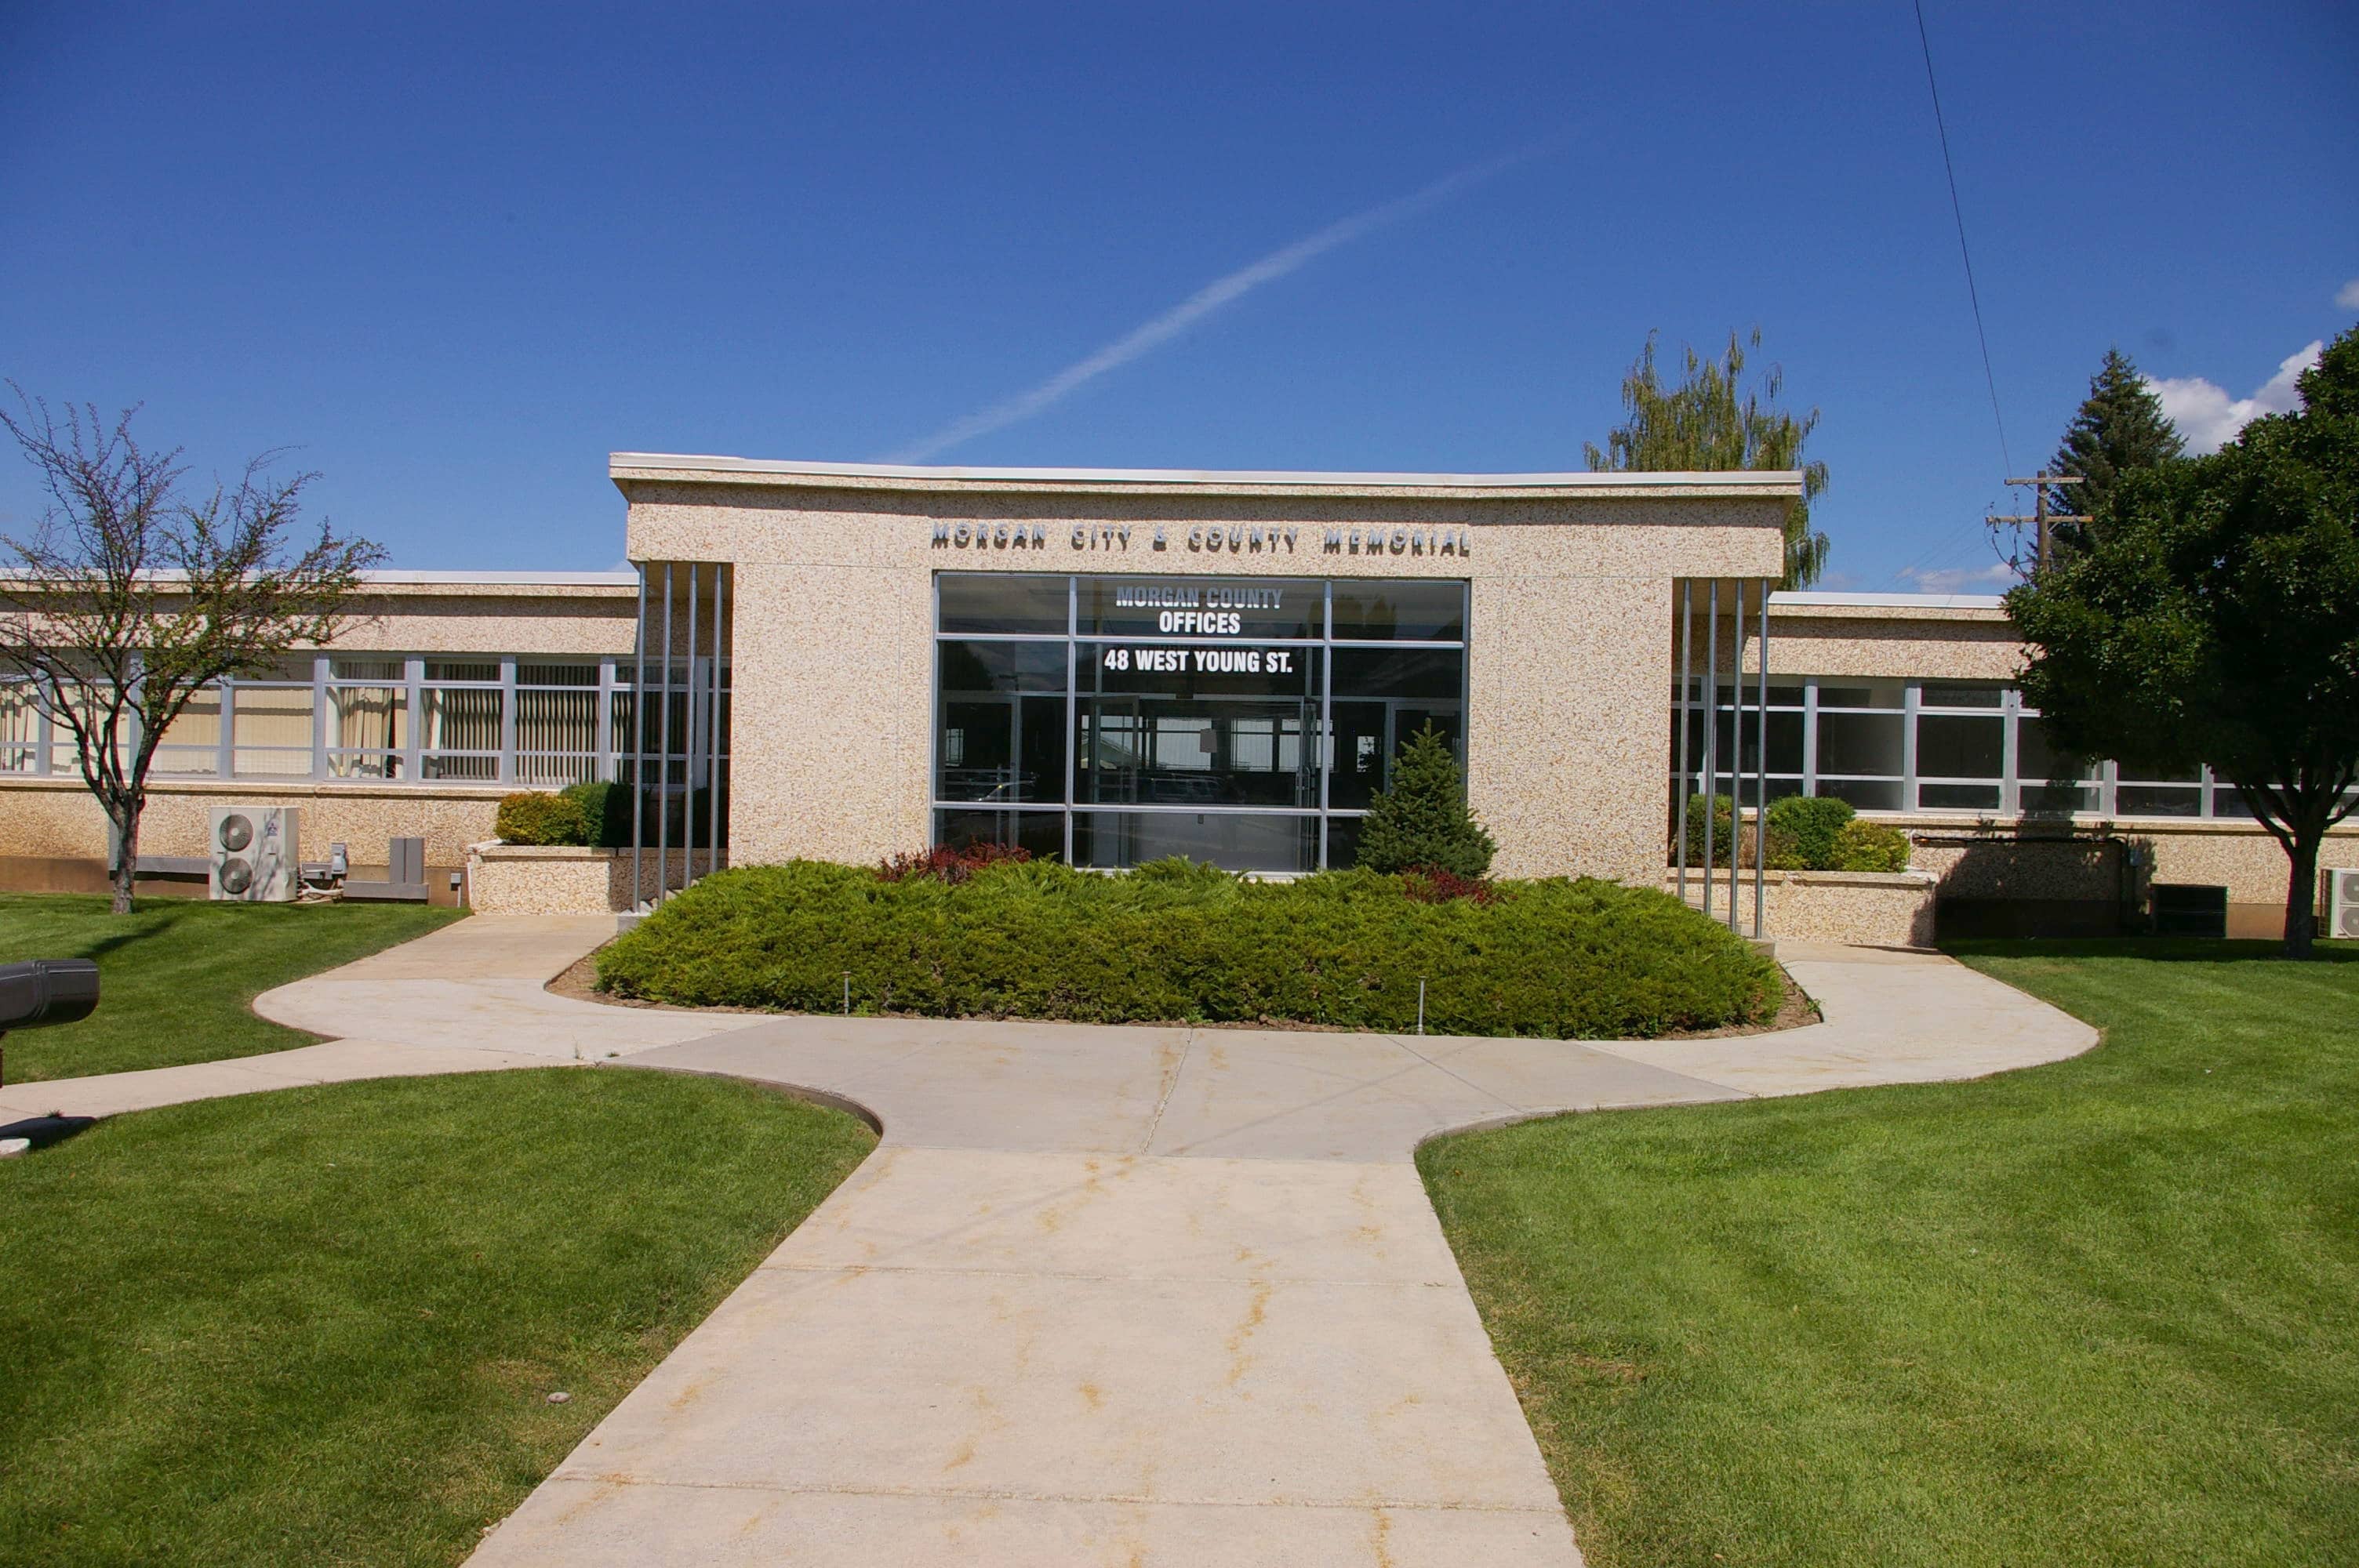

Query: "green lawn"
(0, 893), (462, 1082)
(0, 1069), (877, 1566)
(1421, 938), (2359, 1568)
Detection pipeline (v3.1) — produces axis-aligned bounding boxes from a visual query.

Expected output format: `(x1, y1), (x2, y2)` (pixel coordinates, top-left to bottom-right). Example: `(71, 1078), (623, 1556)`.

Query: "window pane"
(332, 658), (404, 681)
(424, 660), (499, 683)
(1920, 682), (2005, 709)
(1325, 812), (1361, 869)
(1073, 809), (1317, 873)
(939, 574), (1068, 636)
(940, 694), (1068, 803)
(1330, 698), (1461, 811)
(2016, 718), (2097, 786)
(1329, 580), (1463, 642)
(232, 684), (315, 776)
(516, 688), (598, 754)
(933, 807), (1068, 862)
(940, 639), (1067, 695)
(1919, 782), (2001, 811)
(420, 686), (503, 752)
(1332, 645), (1461, 701)
(329, 686), (408, 750)
(1819, 778), (1903, 811)
(0, 683), (38, 771)
(1816, 679), (1904, 710)
(1076, 702), (1315, 808)
(155, 689), (222, 757)
(517, 662), (598, 687)
(1816, 712), (1903, 778)
(1084, 577), (1321, 640)
(2118, 785), (2201, 817)
(1917, 715), (2003, 779)
(2021, 782), (2098, 815)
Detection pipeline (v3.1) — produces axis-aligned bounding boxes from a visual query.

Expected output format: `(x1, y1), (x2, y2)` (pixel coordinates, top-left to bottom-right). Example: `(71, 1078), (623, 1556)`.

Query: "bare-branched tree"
(0, 388), (384, 913)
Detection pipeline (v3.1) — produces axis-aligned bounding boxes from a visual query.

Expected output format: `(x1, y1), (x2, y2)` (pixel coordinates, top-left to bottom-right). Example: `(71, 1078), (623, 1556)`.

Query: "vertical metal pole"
(657, 563), (674, 902)
(1726, 583), (1747, 930)
(631, 568), (645, 911)
(685, 563), (700, 884)
(1703, 583), (1717, 918)
(1676, 580), (1692, 902)
(1727, 579), (1742, 932)
(1756, 582), (1769, 939)
(709, 568), (725, 880)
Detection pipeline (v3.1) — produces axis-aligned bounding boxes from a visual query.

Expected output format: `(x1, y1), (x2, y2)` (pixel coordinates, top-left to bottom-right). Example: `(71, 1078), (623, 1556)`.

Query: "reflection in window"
(934, 573), (1468, 871)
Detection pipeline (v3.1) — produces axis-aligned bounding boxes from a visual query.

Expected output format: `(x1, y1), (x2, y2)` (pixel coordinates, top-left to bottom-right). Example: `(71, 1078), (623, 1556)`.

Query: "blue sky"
(2, 2), (2353, 590)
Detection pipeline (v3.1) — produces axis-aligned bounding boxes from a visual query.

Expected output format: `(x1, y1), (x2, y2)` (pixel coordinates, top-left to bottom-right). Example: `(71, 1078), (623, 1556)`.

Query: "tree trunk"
(110, 802), (138, 915)
(2282, 829), (2320, 960)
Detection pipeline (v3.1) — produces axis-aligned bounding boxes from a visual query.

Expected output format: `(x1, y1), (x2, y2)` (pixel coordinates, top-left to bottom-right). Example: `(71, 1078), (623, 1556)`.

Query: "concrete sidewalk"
(5, 919), (2099, 1565)
(466, 940), (2095, 1568)
(0, 918), (738, 1121)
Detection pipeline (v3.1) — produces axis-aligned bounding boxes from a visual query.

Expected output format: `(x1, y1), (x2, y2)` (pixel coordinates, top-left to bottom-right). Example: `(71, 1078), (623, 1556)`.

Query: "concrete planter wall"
(1663, 867), (1939, 948)
(463, 843), (711, 915)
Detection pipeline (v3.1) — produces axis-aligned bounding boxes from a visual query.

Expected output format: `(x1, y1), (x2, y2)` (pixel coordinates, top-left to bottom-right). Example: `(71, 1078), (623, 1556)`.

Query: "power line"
(1913, 0), (2013, 477)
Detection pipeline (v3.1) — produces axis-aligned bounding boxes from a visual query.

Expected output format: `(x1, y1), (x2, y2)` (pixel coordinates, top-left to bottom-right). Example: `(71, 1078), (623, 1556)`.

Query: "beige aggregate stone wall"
(464, 844), (705, 914)
(1667, 869), (1938, 948)
(619, 470), (1793, 882)
(1759, 602), (2022, 681)
(0, 778), (503, 867)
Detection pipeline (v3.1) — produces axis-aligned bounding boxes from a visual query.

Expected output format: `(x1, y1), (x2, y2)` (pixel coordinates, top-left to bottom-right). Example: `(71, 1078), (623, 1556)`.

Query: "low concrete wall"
(464, 843), (714, 915)
(1665, 868), (1939, 948)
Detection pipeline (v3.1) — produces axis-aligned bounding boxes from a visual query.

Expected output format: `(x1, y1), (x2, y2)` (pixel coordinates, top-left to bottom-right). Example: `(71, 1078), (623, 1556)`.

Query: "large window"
(0, 654), (719, 791)
(1670, 675), (2266, 821)
(933, 573), (1468, 872)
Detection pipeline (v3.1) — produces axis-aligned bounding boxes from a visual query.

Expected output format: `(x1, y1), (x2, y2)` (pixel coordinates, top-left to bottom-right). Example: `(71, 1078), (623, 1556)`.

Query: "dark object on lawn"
(346, 837), (430, 902)
(0, 1113), (97, 1150)
(0, 957), (100, 1088)
(2152, 883), (2229, 938)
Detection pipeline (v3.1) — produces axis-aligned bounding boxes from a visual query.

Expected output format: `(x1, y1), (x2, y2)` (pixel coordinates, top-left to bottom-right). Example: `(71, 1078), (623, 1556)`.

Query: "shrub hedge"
(595, 857), (1779, 1039)
(493, 790), (589, 846)
(1830, 818), (1910, 873)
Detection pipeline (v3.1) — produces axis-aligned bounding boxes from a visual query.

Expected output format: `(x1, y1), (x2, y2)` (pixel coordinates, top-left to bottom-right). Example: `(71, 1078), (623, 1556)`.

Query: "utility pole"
(1988, 474), (2091, 574)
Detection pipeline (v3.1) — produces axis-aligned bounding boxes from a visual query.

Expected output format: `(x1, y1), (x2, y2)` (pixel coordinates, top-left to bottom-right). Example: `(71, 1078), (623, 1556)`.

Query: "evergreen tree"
(1585, 328), (1831, 588)
(1354, 724), (1497, 877)
(2046, 347), (2184, 550)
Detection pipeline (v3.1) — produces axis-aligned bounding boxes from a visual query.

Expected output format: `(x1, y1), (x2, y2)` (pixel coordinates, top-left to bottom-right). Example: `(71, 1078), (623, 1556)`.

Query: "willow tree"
(0, 390), (383, 913)
(1584, 328), (1831, 587)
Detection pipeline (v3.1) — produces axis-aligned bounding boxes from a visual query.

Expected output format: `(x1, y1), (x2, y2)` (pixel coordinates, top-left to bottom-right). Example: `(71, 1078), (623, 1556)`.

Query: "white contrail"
(885, 144), (1548, 463)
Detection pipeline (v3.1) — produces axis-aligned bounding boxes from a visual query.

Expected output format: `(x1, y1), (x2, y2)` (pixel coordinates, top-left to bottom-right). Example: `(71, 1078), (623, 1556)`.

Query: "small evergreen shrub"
(562, 780), (633, 848)
(595, 858), (1778, 1039)
(1356, 725), (1496, 877)
(1830, 819), (1910, 873)
(494, 790), (590, 846)
(1675, 793), (1736, 867)
(1765, 796), (1856, 869)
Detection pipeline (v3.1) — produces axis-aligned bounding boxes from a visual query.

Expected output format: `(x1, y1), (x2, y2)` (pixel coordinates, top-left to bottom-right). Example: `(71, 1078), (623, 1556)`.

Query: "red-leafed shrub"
(1401, 866), (1500, 906)
(876, 841), (1033, 884)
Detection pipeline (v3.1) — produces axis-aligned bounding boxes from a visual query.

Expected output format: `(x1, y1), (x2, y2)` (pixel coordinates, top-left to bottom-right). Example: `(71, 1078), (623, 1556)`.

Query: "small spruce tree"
(2046, 347), (2184, 550)
(1354, 724), (1496, 877)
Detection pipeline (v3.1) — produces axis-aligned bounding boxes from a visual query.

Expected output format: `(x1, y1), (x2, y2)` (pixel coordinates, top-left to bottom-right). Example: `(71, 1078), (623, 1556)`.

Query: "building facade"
(2, 456), (2349, 935)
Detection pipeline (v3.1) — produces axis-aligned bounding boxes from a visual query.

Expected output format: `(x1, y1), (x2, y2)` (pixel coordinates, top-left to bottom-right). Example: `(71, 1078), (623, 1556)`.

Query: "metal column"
(685, 563), (700, 884)
(1754, 583), (1770, 938)
(708, 567), (726, 882)
(631, 568), (646, 912)
(1676, 580), (1692, 903)
(1702, 583), (1717, 919)
(1726, 579), (1741, 932)
(656, 563), (674, 904)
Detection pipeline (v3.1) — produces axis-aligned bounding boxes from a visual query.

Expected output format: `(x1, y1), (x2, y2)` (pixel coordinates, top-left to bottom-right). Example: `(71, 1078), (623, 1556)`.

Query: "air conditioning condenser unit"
(2328, 866), (2359, 942)
(209, 807), (301, 902)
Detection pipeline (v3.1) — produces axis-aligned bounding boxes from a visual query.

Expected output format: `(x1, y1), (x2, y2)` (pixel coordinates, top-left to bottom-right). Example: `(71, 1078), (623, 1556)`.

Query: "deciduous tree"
(2006, 325), (2359, 956)
(1585, 328), (1830, 587)
(0, 390), (383, 913)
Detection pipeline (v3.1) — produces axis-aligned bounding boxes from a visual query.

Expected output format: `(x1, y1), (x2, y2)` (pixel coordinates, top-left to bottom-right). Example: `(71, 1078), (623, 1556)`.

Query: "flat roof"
(1770, 590), (2010, 611)
(359, 569), (638, 586)
(609, 453), (1805, 500)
